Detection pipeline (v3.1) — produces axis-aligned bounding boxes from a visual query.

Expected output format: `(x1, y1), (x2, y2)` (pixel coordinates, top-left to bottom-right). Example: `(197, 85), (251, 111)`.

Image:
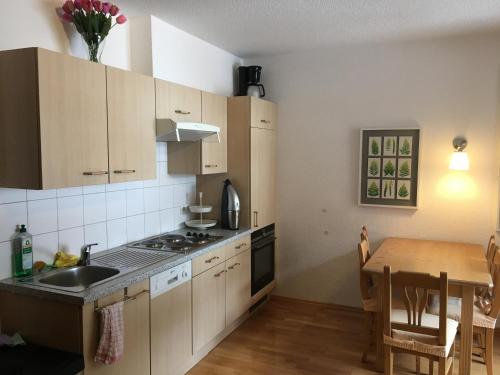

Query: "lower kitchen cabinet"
(192, 262), (227, 352)
(225, 249), (251, 326)
(82, 281), (150, 375)
(151, 280), (192, 375)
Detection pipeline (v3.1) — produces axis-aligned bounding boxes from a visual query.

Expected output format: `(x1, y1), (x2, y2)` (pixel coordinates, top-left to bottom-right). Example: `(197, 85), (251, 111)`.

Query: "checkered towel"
(94, 301), (124, 364)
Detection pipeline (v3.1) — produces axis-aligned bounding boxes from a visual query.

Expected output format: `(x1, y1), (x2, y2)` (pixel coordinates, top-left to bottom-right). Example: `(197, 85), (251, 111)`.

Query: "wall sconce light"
(449, 137), (469, 171)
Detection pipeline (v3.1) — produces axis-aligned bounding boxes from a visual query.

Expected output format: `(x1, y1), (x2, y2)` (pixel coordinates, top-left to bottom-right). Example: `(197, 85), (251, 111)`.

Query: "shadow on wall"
(275, 247), (362, 307)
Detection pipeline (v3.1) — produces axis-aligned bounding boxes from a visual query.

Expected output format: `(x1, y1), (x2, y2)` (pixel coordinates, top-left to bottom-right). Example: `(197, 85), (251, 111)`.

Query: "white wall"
(248, 33), (500, 307)
(0, 3), (242, 279)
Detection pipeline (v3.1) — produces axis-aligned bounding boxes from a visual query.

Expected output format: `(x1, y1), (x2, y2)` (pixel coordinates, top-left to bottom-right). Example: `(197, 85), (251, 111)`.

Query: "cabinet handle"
(253, 211), (258, 227)
(175, 109), (191, 115)
(114, 169), (136, 174)
(214, 270), (226, 277)
(204, 164), (218, 168)
(205, 256), (220, 264)
(235, 243), (247, 249)
(260, 119), (271, 124)
(228, 262), (240, 270)
(83, 171), (108, 176)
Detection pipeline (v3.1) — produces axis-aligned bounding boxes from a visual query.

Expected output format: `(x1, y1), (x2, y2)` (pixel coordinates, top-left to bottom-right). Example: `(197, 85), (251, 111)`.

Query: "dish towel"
(94, 301), (124, 364)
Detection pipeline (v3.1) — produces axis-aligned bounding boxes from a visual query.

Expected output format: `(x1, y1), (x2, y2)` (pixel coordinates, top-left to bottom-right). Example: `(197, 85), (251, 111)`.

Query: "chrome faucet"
(78, 243), (98, 266)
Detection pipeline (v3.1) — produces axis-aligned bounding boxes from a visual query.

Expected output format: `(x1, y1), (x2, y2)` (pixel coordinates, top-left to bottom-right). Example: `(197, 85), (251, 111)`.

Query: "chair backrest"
(383, 266), (448, 347)
(486, 236), (496, 277)
(488, 246), (500, 318)
(358, 240), (372, 300)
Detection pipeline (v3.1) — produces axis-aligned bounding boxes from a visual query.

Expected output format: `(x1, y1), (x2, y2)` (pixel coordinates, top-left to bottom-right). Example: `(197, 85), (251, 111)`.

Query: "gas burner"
(159, 234), (186, 243)
(128, 233), (224, 253)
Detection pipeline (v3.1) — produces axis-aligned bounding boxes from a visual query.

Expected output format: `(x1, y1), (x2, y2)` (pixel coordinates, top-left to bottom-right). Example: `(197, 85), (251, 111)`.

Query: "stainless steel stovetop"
(127, 232), (224, 254)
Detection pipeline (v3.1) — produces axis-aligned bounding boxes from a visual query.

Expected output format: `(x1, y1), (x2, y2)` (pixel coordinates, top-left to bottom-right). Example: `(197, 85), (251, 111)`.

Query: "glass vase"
(81, 33), (105, 63)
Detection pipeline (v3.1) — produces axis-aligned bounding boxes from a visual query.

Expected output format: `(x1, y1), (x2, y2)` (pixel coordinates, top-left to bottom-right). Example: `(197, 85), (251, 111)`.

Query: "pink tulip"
(92, 0), (102, 12)
(62, 0), (75, 14)
(62, 13), (73, 22)
(116, 14), (127, 24)
(102, 2), (110, 14)
(81, 0), (92, 12)
(109, 4), (119, 16)
(74, 0), (82, 9)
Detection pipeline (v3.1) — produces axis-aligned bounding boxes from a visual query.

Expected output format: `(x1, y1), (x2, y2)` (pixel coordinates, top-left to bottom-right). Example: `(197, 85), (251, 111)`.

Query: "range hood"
(156, 119), (220, 142)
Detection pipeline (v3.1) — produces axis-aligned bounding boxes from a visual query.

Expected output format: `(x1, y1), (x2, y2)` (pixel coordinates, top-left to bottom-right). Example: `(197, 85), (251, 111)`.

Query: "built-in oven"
(251, 224), (276, 296)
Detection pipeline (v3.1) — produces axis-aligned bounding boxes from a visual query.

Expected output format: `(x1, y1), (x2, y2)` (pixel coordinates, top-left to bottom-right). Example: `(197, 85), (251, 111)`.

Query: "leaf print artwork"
(385, 138), (392, 152)
(399, 138), (411, 155)
(369, 160), (379, 176)
(383, 181), (388, 197)
(371, 139), (379, 155)
(399, 160), (410, 178)
(398, 184), (409, 198)
(368, 181), (379, 197)
(383, 160), (395, 177)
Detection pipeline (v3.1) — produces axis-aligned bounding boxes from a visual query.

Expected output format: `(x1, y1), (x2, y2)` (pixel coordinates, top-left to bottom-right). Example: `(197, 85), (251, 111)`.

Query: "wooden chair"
(383, 266), (458, 375)
(361, 226), (370, 252)
(358, 239), (377, 362)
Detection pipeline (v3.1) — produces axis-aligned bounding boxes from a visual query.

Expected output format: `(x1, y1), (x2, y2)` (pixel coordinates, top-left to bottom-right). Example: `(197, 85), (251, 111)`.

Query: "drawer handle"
(204, 164), (218, 168)
(205, 256), (220, 264)
(260, 119), (271, 124)
(214, 270), (226, 277)
(228, 262), (240, 270)
(83, 171), (108, 176)
(175, 109), (191, 115)
(253, 211), (258, 227)
(235, 243), (247, 249)
(114, 169), (136, 174)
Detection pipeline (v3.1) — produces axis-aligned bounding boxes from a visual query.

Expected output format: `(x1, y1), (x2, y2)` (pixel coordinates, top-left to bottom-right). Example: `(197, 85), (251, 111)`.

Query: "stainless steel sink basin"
(38, 266), (120, 291)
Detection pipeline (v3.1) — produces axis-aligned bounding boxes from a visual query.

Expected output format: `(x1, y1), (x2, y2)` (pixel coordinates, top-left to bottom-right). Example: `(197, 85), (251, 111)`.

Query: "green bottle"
(14, 224), (33, 277)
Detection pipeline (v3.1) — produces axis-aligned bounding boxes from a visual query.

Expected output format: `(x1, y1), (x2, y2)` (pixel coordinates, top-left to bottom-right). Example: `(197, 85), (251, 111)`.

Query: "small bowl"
(189, 205), (213, 213)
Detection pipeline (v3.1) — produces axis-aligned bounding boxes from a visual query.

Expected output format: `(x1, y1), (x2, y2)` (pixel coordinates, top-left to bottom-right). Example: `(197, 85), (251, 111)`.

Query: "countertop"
(0, 227), (252, 305)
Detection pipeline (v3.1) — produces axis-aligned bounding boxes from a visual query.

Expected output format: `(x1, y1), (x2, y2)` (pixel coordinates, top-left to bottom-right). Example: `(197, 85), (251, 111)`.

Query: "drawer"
(225, 235), (251, 260)
(192, 245), (227, 276)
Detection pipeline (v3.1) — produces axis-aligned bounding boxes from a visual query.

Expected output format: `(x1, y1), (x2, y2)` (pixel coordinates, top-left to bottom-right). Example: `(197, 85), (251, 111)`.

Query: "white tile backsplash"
(84, 222), (108, 253)
(0, 143), (195, 279)
(0, 202), (27, 242)
(0, 241), (12, 280)
(0, 188), (26, 204)
(33, 231), (59, 264)
(126, 189), (144, 216)
(83, 193), (107, 225)
(58, 226), (85, 255)
(106, 191), (127, 220)
(57, 195), (84, 230)
(28, 199), (57, 235)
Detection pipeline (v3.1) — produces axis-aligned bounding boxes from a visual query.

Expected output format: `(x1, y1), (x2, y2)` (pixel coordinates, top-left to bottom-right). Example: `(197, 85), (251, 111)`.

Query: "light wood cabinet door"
(38, 48), (109, 188)
(155, 79), (201, 122)
(201, 91), (227, 174)
(250, 97), (276, 130)
(225, 249), (251, 326)
(192, 262), (226, 353)
(83, 281), (150, 375)
(251, 128), (276, 229)
(151, 280), (192, 375)
(107, 67), (156, 183)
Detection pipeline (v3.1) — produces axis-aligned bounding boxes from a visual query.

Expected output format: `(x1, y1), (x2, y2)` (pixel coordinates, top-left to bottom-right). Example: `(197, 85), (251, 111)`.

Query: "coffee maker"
(237, 66), (266, 98)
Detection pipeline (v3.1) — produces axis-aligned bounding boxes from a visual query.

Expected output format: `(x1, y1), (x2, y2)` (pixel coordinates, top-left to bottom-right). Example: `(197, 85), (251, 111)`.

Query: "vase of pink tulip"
(61, 0), (127, 63)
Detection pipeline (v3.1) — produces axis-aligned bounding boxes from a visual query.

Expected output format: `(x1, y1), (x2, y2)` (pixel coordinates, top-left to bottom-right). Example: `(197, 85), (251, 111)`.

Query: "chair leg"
(361, 311), (372, 362)
(448, 343), (455, 375)
(428, 359), (434, 375)
(485, 328), (494, 375)
(438, 357), (446, 375)
(384, 345), (393, 375)
(416, 356), (420, 375)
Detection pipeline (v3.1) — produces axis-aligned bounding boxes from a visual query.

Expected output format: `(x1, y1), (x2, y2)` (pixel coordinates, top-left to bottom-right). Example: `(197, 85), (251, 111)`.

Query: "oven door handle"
(252, 236), (276, 249)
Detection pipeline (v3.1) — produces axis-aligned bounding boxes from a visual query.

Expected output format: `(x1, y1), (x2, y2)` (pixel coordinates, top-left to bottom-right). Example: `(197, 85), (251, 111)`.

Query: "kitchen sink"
(38, 266), (120, 291)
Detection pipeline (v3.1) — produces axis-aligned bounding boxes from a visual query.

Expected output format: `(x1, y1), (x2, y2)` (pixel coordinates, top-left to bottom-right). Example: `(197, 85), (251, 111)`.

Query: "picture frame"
(358, 128), (421, 208)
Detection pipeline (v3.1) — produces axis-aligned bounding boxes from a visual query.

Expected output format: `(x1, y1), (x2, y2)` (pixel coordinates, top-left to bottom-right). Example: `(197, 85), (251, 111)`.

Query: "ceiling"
(119, 0), (500, 58)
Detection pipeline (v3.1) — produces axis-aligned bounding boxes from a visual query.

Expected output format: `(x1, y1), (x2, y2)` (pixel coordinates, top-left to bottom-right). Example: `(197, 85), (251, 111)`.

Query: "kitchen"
(1, 1), (500, 375)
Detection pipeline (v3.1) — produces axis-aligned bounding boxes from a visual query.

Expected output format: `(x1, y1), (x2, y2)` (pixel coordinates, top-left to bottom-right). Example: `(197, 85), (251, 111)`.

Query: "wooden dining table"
(362, 237), (492, 375)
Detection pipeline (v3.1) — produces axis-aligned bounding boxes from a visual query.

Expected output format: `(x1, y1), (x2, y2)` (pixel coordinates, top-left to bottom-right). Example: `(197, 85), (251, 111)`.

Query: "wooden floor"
(189, 296), (500, 375)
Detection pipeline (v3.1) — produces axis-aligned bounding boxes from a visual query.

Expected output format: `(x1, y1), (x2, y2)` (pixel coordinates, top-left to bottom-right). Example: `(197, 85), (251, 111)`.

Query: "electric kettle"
(221, 179), (240, 230)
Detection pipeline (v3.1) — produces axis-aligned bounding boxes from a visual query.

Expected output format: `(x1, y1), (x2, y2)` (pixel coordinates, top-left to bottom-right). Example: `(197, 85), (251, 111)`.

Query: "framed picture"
(359, 128), (420, 208)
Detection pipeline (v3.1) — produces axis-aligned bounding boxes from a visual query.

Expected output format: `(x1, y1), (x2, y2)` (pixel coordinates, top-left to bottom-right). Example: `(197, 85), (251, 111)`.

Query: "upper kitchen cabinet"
(161, 88), (228, 175)
(106, 67), (156, 183)
(250, 97), (277, 130)
(0, 48), (109, 189)
(155, 79), (202, 122)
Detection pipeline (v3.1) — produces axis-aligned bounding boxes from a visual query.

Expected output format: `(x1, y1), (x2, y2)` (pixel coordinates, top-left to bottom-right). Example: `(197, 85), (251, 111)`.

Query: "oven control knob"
(205, 233), (210, 238)
(182, 270), (188, 278)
